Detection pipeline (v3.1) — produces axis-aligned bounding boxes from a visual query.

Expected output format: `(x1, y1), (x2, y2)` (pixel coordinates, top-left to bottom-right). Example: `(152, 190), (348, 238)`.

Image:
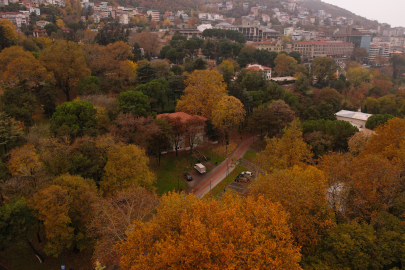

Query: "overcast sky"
(321, 0), (405, 27)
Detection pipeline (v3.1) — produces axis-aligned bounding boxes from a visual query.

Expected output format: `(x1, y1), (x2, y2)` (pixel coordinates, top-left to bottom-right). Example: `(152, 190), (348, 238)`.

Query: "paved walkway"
(193, 136), (257, 198)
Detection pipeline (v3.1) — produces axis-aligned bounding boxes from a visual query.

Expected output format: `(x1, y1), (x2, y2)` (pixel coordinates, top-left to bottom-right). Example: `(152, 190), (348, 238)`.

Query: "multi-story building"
(243, 3), (249, 9)
(0, 0), (9, 6)
(368, 44), (390, 62)
(147, 10), (160, 22)
(284, 27), (294, 36)
(252, 39), (283, 52)
(332, 27), (372, 52)
(238, 16), (280, 42)
(198, 13), (224, 21)
(29, 7), (41, 16)
(291, 38), (354, 59)
(1, 13), (29, 27)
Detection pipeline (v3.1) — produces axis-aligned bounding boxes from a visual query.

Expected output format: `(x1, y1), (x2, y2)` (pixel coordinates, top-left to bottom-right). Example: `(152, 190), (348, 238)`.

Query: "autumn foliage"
(118, 193), (302, 270)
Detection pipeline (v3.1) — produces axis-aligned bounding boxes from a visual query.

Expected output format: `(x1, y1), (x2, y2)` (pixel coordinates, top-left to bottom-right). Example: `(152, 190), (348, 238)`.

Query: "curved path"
(193, 136), (257, 198)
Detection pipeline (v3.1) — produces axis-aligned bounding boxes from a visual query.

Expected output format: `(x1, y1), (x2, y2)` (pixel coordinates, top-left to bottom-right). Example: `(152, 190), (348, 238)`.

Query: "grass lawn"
(204, 150), (225, 165)
(152, 154), (199, 195)
(208, 165), (248, 198)
(243, 150), (257, 162)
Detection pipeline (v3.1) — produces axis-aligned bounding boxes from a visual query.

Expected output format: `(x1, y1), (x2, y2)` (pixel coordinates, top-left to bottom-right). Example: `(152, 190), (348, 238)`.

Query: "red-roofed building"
(291, 38), (354, 59)
(157, 112), (207, 152)
(33, 27), (48, 38)
(246, 64), (272, 80)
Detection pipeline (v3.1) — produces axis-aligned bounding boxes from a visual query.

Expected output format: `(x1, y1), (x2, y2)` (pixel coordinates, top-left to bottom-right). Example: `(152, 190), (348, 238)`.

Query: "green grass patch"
(243, 150), (257, 162)
(208, 165), (248, 198)
(153, 154), (199, 195)
(203, 150), (225, 165)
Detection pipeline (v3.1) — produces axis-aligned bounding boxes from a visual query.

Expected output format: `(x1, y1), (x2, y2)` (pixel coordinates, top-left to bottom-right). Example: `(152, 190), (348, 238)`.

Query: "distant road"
(193, 136), (256, 198)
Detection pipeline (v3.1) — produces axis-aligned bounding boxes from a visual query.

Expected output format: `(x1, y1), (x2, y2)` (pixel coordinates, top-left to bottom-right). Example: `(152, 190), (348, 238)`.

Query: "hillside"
(301, 0), (380, 29)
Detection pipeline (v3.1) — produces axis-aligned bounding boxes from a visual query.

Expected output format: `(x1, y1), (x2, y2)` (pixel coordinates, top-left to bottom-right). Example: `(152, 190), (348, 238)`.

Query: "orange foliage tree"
(88, 186), (158, 268)
(118, 193), (302, 269)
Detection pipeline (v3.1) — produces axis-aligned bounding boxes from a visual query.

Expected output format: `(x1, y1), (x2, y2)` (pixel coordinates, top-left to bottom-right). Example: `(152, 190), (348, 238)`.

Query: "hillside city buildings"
(1, 0), (404, 65)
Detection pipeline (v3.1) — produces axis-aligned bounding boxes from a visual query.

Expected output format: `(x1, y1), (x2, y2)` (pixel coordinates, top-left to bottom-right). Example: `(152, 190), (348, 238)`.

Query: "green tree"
(135, 78), (168, 112)
(312, 57), (338, 87)
(118, 90), (150, 117)
(77, 76), (101, 95)
(0, 86), (37, 127)
(294, 74), (310, 95)
(50, 101), (99, 139)
(365, 114), (395, 130)
(136, 62), (157, 84)
(302, 119), (359, 152)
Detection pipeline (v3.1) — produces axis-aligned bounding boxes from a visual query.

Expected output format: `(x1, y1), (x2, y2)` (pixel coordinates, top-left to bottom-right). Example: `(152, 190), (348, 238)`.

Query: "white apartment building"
(1, 13), (29, 27)
(147, 10), (160, 22)
(29, 7), (41, 16)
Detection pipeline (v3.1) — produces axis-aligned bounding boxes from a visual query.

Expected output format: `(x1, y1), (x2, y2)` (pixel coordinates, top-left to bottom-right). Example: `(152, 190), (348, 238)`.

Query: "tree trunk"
(36, 220), (42, 243)
(27, 240), (44, 263)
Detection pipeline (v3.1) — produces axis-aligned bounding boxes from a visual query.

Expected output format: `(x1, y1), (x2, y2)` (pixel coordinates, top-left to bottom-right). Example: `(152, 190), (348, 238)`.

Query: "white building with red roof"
(246, 64), (272, 80)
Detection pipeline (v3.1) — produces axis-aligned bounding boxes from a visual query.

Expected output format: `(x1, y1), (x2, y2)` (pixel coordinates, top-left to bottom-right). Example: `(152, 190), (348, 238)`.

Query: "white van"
(194, 163), (206, 174)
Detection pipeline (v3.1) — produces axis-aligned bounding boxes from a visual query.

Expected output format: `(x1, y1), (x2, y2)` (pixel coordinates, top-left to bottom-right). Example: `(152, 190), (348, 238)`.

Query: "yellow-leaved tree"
(176, 70), (227, 119)
(7, 144), (42, 177)
(0, 46), (53, 88)
(250, 166), (335, 255)
(212, 95), (245, 152)
(274, 53), (298, 77)
(256, 119), (313, 172)
(100, 144), (156, 196)
(118, 193), (302, 269)
(30, 174), (98, 257)
(0, 19), (18, 47)
(40, 40), (90, 101)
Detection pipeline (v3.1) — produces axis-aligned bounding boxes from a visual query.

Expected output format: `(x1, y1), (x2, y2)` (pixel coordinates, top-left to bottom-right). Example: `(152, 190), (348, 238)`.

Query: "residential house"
(250, 7), (259, 17)
(226, 1), (233, 10)
(0, 0), (8, 6)
(36, 20), (51, 27)
(243, 2), (249, 9)
(262, 14), (270, 23)
(33, 27), (48, 37)
(246, 64), (272, 80)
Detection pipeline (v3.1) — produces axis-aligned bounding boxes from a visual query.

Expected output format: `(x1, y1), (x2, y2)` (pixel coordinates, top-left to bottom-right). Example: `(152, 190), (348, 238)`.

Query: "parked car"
(183, 173), (193, 181)
(194, 163), (206, 174)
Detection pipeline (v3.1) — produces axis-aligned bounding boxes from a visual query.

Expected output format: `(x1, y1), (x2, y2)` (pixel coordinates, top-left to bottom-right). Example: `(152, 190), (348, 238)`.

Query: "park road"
(193, 136), (257, 198)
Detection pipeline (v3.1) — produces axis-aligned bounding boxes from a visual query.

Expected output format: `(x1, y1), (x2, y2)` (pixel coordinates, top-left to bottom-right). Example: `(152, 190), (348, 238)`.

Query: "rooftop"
(336, 110), (372, 121)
